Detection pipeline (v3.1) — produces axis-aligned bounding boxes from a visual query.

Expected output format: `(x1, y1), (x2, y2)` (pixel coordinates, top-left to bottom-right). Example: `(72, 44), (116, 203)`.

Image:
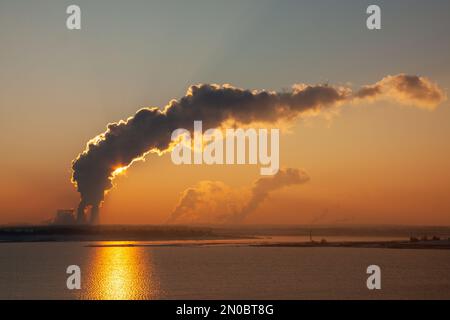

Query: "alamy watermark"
(171, 121), (279, 176)
(65, 4), (381, 32)
(66, 265), (81, 290)
(66, 5), (81, 30)
(367, 5), (381, 30)
(366, 265), (381, 290)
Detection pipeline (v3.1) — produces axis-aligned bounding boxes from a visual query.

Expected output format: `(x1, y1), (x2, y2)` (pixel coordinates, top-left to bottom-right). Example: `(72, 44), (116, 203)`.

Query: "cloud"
(71, 74), (446, 222)
(167, 168), (309, 224)
(354, 74), (446, 109)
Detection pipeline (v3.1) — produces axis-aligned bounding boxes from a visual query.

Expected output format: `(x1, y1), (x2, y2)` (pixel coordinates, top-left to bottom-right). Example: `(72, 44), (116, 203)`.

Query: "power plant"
(76, 204), (100, 225)
(52, 206), (99, 225)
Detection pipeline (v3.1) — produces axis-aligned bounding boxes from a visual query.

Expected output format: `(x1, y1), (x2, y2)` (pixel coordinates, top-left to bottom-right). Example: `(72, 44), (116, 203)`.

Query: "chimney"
(90, 204), (99, 225)
(76, 202), (86, 224)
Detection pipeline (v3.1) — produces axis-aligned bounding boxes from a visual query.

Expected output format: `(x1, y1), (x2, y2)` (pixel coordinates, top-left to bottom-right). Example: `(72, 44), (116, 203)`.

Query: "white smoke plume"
(167, 168), (310, 224)
(71, 74), (446, 222)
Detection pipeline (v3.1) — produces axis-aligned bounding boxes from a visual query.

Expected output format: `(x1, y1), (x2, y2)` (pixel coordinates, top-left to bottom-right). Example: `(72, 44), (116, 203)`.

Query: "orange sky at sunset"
(1, 1), (450, 226)
(2, 96), (450, 226)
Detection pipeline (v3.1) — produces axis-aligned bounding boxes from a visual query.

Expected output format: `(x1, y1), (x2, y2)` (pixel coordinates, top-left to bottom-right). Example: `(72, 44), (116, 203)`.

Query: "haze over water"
(1, 239), (450, 300)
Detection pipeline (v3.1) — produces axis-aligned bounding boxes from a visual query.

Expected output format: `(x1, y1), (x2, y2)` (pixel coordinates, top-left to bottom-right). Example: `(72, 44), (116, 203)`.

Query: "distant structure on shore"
(51, 207), (99, 225)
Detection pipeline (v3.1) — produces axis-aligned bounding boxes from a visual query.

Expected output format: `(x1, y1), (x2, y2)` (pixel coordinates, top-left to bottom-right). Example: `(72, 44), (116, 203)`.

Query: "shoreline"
(0, 225), (243, 243)
(83, 239), (450, 250)
(1, 225), (449, 249)
(250, 240), (450, 250)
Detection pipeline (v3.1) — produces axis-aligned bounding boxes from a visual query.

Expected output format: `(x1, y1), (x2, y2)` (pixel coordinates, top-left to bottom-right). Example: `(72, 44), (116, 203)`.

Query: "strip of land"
(250, 240), (450, 250)
(85, 239), (450, 250)
(0, 225), (240, 242)
(1, 225), (449, 250)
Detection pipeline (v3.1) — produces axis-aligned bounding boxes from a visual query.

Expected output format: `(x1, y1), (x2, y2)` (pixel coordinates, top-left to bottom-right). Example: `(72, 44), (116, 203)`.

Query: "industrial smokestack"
(76, 202), (99, 225)
(90, 204), (100, 225)
(76, 202), (86, 224)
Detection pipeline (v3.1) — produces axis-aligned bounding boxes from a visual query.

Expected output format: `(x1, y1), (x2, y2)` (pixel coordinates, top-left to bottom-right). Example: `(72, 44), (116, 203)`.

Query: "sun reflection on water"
(83, 242), (159, 300)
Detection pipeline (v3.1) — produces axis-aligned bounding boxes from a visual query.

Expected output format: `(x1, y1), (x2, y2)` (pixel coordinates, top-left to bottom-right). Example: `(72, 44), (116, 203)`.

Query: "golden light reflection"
(84, 242), (159, 300)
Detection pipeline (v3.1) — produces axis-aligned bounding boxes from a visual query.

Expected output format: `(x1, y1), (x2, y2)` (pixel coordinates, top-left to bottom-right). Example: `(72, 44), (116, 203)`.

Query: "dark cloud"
(71, 74), (445, 223)
(72, 84), (347, 222)
(354, 74), (446, 108)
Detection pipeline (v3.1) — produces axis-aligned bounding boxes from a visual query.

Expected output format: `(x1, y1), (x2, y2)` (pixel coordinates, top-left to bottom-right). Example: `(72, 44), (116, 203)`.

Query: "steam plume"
(71, 74), (445, 222)
(167, 168), (309, 224)
(355, 74), (446, 109)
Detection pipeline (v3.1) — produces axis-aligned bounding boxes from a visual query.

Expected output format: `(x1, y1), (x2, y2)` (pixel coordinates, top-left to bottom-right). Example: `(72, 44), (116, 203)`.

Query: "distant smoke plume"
(354, 74), (446, 109)
(167, 168), (309, 224)
(71, 74), (446, 222)
(230, 168), (310, 223)
(167, 181), (235, 224)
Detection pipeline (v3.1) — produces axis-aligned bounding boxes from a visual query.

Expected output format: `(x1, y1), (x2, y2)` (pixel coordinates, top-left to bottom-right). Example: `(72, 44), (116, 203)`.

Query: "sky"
(0, 0), (450, 225)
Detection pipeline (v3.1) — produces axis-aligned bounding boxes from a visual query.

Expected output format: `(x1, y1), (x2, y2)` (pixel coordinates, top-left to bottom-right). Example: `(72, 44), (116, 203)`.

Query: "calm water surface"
(0, 239), (449, 299)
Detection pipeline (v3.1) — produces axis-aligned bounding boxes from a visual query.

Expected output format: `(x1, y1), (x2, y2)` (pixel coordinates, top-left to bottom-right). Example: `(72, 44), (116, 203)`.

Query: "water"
(1, 240), (449, 299)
